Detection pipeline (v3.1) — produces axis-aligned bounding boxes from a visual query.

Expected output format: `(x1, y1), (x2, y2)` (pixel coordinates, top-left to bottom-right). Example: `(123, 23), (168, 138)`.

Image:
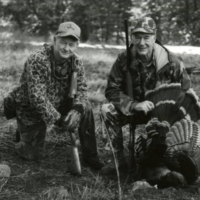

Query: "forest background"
(0, 0), (200, 200)
(0, 0), (200, 45)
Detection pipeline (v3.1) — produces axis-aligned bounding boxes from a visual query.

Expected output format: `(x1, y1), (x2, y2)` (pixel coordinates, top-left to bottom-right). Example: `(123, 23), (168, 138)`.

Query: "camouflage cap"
(130, 17), (156, 34)
(56, 22), (81, 40)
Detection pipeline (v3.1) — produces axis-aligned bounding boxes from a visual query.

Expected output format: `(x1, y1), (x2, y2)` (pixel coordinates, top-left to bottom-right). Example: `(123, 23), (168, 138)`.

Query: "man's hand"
(62, 110), (82, 131)
(54, 116), (65, 127)
(133, 101), (154, 115)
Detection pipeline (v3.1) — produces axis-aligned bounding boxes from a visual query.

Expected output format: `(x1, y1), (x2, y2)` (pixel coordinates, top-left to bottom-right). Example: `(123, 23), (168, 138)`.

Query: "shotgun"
(68, 130), (81, 175)
(124, 18), (136, 173)
(67, 61), (81, 176)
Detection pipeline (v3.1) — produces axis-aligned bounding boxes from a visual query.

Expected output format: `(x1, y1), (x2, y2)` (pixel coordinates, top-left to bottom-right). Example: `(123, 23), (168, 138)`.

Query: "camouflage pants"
(15, 119), (46, 160)
(15, 101), (98, 161)
(101, 103), (150, 152)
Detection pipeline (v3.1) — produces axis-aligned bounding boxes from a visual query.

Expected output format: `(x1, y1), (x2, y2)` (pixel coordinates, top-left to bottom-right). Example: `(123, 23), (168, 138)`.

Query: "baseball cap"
(130, 17), (156, 34)
(56, 22), (81, 40)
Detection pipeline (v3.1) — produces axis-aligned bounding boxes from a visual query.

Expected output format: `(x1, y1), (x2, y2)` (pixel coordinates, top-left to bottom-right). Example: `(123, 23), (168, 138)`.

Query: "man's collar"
(153, 43), (169, 72)
(136, 51), (156, 67)
(130, 43), (169, 71)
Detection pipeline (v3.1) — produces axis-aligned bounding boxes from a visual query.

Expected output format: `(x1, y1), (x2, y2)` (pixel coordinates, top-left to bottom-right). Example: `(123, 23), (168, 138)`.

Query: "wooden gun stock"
(69, 72), (77, 98)
(68, 61), (81, 175)
(69, 131), (81, 176)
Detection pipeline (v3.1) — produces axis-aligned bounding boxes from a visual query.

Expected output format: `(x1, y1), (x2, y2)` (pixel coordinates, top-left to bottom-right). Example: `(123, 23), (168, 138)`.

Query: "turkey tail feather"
(145, 83), (182, 105)
(145, 84), (200, 124)
(136, 84), (200, 186)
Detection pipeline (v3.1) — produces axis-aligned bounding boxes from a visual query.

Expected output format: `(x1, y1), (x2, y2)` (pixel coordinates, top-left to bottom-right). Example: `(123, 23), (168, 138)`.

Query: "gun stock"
(69, 131), (82, 175)
(69, 72), (77, 98)
(124, 18), (133, 98)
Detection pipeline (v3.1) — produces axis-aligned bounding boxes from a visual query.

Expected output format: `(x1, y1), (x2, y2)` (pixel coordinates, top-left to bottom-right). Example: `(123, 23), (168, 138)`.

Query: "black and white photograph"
(0, 0), (200, 199)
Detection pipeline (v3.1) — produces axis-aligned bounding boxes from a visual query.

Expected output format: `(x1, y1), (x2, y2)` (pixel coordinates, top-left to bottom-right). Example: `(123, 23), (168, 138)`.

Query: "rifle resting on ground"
(67, 68), (81, 176)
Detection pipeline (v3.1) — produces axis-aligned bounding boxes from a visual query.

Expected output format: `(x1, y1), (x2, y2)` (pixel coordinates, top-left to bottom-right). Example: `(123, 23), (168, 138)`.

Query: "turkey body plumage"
(135, 83), (200, 188)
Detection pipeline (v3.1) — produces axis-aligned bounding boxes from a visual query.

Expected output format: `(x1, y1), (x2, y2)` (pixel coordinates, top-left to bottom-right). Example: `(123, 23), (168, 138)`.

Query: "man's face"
(54, 36), (78, 62)
(131, 32), (156, 58)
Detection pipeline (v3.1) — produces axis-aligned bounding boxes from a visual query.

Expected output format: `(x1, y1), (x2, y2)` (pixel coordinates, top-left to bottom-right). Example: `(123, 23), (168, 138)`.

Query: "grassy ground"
(1, 41), (200, 200)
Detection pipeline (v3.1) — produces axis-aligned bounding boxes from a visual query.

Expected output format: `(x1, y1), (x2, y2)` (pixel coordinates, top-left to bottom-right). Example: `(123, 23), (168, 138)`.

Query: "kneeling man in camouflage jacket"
(4, 21), (104, 171)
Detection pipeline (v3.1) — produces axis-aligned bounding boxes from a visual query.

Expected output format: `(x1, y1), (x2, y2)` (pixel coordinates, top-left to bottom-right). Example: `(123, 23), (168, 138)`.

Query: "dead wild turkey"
(135, 83), (200, 188)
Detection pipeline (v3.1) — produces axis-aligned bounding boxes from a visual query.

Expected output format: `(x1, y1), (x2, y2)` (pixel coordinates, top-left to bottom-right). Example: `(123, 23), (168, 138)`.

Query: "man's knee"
(16, 120), (46, 160)
(81, 101), (93, 116)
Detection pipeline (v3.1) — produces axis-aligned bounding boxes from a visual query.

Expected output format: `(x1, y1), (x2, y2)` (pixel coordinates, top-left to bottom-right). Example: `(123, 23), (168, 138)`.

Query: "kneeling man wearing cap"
(100, 16), (190, 175)
(4, 21), (104, 171)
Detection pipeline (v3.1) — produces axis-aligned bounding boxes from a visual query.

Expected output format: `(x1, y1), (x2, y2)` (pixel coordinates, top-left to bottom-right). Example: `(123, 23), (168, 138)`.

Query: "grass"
(1, 41), (200, 200)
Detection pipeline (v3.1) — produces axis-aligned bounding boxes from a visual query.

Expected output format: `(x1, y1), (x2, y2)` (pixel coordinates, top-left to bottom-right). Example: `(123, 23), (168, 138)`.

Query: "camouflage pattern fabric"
(15, 101), (99, 160)
(62, 109), (82, 131)
(101, 103), (150, 152)
(130, 16), (157, 34)
(6, 44), (87, 126)
(102, 42), (191, 151)
(15, 119), (46, 161)
(105, 43), (191, 117)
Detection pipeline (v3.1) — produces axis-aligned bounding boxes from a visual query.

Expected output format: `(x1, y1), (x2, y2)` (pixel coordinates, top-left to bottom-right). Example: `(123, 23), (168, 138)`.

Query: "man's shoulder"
(108, 50), (128, 72)
(154, 43), (183, 71)
(168, 51), (182, 64)
(71, 53), (83, 71)
(27, 44), (52, 65)
(113, 50), (127, 68)
(155, 43), (182, 64)
(117, 50), (127, 60)
(72, 53), (83, 63)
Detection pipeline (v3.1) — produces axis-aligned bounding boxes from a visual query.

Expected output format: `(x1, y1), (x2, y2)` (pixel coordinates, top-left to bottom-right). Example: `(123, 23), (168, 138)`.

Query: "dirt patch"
(0, 112), (200, 200)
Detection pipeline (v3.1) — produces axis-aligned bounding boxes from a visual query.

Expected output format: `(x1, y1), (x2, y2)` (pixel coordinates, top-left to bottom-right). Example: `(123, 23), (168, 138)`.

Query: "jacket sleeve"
(157, 56), (191, 91)
(26, 57), (61, 125)
(176, 61), (191, 90)
(105, 53), (138, 116)
(72, 59), (88, 113)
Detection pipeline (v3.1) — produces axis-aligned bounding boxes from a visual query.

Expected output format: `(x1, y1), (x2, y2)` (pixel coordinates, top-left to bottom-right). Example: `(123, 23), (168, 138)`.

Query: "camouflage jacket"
(12, 44), (87, 126)
(105, 43), (191, 116)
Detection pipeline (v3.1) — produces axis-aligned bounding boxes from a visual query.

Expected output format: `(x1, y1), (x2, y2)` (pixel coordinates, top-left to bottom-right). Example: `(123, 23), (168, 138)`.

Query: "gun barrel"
(124, 18), (136, 174)
(124, 18), (131, 71)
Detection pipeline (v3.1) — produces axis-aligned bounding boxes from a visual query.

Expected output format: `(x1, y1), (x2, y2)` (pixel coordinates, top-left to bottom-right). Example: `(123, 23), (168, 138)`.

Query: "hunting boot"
(83, 156), (104, 170)
(78, 101), (105, 170)
(100, 150), (128, 175)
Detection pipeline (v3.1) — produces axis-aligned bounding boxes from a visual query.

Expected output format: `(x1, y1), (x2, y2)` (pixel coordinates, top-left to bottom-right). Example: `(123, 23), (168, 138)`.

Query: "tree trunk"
(193, 0), (197, 11)
(185, 0), (189, 25)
